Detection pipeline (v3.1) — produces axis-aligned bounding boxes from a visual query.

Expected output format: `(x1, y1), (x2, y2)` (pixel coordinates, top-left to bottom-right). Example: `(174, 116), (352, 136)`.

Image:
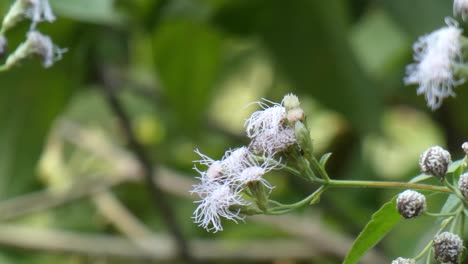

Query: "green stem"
(414, 215), (455, 260)
(424, 211), (458, 217)
(316, 179), (451, 193)
(266, 186), (327, 214)
(307, 155), (330, 182)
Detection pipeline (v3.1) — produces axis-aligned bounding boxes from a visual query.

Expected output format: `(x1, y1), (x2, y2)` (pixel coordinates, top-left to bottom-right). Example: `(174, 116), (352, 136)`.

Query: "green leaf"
(319, 152), (332, 167)
(440, 194), (460, 215)
(409, 174), (432, 183)
(213, 0), (382, 134)
(152, 20), (223, 132)
(50, 0), (125, 26)
(343, 197), (401, 264)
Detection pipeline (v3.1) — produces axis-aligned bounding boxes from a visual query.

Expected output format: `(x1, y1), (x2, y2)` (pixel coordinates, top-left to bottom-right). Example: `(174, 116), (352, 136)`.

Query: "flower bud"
(419, 146), (451, 180)
(294, 121), (313, 156)
(282, 93), (300, 111)
(433, 232), (463, 264)
(458, 173), (468, 198)
(462, 142), (468, 155)
(396, 190), (426, 219)
(391, 257), (415, 264)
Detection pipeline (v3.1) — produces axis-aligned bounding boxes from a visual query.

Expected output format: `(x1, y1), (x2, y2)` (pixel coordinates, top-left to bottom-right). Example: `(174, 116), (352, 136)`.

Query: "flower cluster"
(0, 0), (64, 70)
(404, 18), (464, 110)
(191, 94), (303, 232)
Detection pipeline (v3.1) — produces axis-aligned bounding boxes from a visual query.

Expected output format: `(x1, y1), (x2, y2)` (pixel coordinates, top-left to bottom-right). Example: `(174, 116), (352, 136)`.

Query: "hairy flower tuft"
(404, 18), (464, 110)
(391, 257), (415, 264)
(433, 231), (463, 264)
(419, 146), (451, 180)
(245, 99), (298, 155)
(192, 182), (247, 233)
(396, 190), (426, 219)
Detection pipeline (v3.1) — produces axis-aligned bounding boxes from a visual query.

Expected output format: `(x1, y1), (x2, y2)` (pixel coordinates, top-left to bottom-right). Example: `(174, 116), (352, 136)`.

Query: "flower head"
(458, 173), (468, 198)
(192, 182), (247, 233)
(396, 190), (426, 219)
(2, 0), (55, 33)
(419, 146), (451, 180)
(454, 0), (468, 21)
(245, 99), (297, 155)
(391, 257), (415, 264)
(433, 232), (463, 264)
(4, 31), (66, 69)
(404, 18), (464, 110)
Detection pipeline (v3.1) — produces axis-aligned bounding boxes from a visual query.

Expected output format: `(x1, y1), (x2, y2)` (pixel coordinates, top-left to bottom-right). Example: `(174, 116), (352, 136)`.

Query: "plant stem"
(316, 179), (451, 193)
(414, 215), (455, 260)
(266, 186), (327, 214)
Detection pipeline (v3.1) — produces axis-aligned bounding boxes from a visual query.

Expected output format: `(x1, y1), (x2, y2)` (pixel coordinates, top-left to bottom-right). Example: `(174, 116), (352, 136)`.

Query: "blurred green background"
(0, 0), (467, 263)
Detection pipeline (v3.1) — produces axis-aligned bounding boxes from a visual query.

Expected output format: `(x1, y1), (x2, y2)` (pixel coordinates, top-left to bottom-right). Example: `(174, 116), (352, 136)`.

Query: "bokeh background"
(0, 0), (467, 263)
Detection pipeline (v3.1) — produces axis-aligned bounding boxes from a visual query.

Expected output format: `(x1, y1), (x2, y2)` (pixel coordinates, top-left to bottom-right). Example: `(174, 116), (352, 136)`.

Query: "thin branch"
(0, 224), (322, 261)
(93, 191), (157, 254)
(98, 68), (191, 261)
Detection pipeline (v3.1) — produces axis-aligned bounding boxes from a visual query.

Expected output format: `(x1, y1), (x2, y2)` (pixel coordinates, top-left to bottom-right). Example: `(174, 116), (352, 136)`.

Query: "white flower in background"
(25, 0), (55, 27)
(2, 0), (55, 33)
(192, 182), (247, 233)
(4, 30), (66, 69)
(245, 100), (297, 155)
(404, 18), (464, 110)
(454, 0), (468, 21)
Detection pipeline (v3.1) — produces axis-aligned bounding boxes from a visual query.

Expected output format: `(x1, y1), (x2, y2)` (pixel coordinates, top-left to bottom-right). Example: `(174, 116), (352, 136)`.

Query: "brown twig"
(98, 69), (191, 262)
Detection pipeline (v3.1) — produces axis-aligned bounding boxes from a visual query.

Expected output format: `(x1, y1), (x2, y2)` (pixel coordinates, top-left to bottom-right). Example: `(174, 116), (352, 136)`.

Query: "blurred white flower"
(454, 0), (468, 21)
(2, 0), (55, 33)
(404, 18), (464, 110)
(4, 31), (66, 69)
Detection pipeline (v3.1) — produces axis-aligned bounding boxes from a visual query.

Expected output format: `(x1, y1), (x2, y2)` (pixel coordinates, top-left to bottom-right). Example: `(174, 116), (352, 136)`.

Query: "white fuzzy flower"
(454, 0), (468, 21)
(245, 100), (297, 155)
(404, 18), (464, 110)
(222, 147), (251, 175)
(231, 153), (282, 191)
(192, 182), (247, 233)
(193, 149), (224, 184)
(245, 101), (286, 139)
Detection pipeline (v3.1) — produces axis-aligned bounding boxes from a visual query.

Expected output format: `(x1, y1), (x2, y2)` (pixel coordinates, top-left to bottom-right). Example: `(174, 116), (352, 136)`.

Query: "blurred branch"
(0, 224), (321, 261)
(93, 191), (157, 254)
(98, 68), (192, 261)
